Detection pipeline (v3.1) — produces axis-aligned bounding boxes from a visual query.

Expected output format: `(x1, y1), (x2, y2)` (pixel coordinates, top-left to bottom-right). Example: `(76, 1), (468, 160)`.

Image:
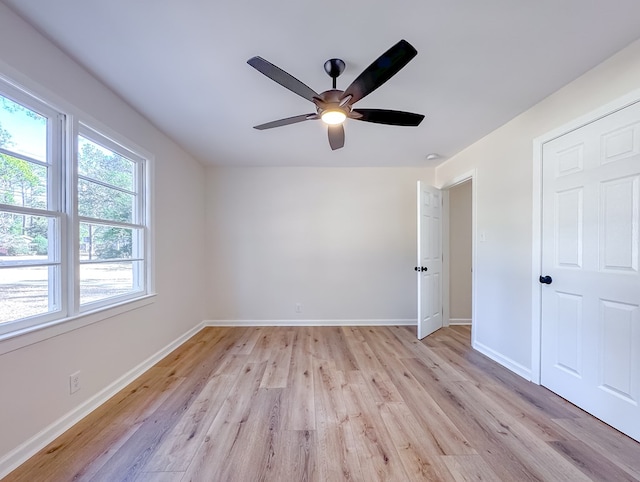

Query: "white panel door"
(541, 101), (640, 442)
(417, 181), (442, 339)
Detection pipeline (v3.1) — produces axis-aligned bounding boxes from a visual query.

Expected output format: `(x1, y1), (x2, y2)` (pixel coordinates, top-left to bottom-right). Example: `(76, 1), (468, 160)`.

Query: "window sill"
(0, 293), (157, 356)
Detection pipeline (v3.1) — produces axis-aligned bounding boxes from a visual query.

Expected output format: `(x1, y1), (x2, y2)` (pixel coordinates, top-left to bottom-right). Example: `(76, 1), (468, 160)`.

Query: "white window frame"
(75, 124), (148, 313)
(0, 76), (154, 343)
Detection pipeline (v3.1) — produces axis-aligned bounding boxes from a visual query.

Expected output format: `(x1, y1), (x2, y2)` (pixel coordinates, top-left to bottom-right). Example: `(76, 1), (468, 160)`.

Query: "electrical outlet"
(69, 371), (81, 394)
(295, 303), (302, 313)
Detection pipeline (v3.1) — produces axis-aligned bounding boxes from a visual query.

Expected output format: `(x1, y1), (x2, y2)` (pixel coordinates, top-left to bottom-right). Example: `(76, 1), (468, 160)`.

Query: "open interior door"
(417, 181), (443, 339)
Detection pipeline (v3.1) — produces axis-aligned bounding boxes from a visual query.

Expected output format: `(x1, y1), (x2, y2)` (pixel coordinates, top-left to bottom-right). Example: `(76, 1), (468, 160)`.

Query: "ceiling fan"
(247, 39), (425, 150)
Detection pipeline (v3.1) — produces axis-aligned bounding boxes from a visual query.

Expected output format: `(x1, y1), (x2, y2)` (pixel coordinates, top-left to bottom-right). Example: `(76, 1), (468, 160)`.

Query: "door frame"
(531, 87), (640, 384)
(440, 169), (477, 348)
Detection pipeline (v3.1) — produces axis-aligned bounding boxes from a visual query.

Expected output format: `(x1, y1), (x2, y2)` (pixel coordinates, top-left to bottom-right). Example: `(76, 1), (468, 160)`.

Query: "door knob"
(414, 266), (428, 272)
(539, 275), (552, 284)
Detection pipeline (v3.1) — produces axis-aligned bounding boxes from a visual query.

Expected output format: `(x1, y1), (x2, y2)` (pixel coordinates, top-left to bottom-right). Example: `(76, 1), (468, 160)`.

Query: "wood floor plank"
(6, 326), (640, 481)
(433, 342), (580, 420)
(363, 338), (476, 456)
(441, 454), (502, 481)
(228, 326), (264, 355)
(155, 327), (231, 377)
(143, 372), (237, 472)
(379, 402), (456, 480)
(91, 331), (255, 480)
(180, 362), (268, 481)
(213, 387), (284, 482)
(5, 367), (183, 482)
(260, 330), (293, 388)
(440, 381), (591, 481)
(313, 359), (364, 481)
(360, 326), (415, 362)
(309, 327), (335, 368)
(342, 326), (386, 373)
(324, 327), (360, 372)
(340, 370), (410, 481)
(342, 327), (404, 404)
(135, 471), (185, 482)
(549, 439), (640, 482)
(250, 328), (278, 364)
(268, 429), (317, 482)
(87, 375), (214, 480)
(553, 417), (640, 479)
(284, 327), (316, 431)
(402, 354), (574, 443)
(390, 325), (469, 382)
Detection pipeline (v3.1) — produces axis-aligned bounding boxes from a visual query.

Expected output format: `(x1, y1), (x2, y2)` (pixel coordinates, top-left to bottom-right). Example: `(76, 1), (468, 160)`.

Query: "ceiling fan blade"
(248, 56), (319, 102)
(328, 124), (345, 150)
(351, 109), (424, 126)
(342, 40), (417, 105)
(254, 114), (317, 130)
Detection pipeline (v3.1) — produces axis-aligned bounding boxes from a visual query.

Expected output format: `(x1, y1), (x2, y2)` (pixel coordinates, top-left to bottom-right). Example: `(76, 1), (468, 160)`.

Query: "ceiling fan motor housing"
(316, 89), (350, 117)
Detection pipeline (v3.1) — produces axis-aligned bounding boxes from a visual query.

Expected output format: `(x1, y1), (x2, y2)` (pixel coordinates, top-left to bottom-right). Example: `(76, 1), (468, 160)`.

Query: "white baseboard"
(449, 318), (472, 325)
(473, 340), (532, 381)
(204, 319), (415, 327)
(0, 321), (205, 480)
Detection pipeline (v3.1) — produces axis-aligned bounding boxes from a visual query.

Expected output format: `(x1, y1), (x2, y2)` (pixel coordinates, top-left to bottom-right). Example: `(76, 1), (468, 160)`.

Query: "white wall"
(449, 180), (472, 322)
(205, 167), (433, 323)
(0, 3), (206, 471)
(436, 38), (640, 377)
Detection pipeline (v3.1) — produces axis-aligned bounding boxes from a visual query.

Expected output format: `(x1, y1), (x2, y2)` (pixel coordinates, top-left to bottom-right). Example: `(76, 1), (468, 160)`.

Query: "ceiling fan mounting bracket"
(324, 58), (345, 88)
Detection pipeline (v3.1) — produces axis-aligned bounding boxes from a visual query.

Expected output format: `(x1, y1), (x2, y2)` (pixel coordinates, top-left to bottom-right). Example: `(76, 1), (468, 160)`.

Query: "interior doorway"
(442, 172), (476, 345)
(448, 180), (473, 325)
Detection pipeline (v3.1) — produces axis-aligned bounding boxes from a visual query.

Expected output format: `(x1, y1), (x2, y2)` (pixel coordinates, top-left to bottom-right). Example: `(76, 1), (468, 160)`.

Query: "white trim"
(531, 87), (640, 385)
(474, 340), (532, 381)
(438, 169), (477, 351)
(531, 135), (543, 384)
(204, 319), (415, 327)
(441, 189), (450, 327)
(449, 318), (472, 325)
(0, 320), (205, 480)
(0, 294), (156, 356)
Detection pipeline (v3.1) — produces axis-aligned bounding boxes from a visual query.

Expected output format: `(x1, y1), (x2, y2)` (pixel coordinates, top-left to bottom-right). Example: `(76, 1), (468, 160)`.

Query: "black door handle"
(421, 267), (428, 272)
(539, 275), (552, 284)
(414, 266), (428, 272)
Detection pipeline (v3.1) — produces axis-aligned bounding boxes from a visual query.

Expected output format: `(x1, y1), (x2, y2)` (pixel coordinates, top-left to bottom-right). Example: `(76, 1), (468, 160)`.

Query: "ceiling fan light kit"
(321, 110), (347, 125)
(247, 39), (425, 150)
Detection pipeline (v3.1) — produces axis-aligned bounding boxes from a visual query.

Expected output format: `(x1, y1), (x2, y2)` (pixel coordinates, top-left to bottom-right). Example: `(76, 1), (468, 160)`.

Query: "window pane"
(79, 261), (140, 305)
(0, 211), (56, 258)
(79, 222), (134, 260)
(0, 94), (47, 162)
(78, 179), (133, 223)
(0, 266), (58, 323)
(0, 153), (47, 208)
(78, 136), (134, 191)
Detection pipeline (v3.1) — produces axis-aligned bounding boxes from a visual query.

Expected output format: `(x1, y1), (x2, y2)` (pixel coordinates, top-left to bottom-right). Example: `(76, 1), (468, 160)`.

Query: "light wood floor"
(5, 325), (640, 481)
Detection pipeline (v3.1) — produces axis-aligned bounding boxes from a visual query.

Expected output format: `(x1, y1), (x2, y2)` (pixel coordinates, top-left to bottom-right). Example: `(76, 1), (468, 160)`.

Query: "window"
(0, 78), (151, 337)
(77, 129), (146, 308)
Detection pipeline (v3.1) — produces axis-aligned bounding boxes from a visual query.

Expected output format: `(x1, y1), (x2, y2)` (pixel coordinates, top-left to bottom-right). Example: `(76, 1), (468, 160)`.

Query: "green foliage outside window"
(1, 101), (134, 259)
(0, 118), (47, 256)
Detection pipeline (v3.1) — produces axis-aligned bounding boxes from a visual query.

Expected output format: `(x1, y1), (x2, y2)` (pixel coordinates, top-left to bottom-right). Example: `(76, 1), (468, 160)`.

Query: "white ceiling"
(4, 1), (640, 167)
